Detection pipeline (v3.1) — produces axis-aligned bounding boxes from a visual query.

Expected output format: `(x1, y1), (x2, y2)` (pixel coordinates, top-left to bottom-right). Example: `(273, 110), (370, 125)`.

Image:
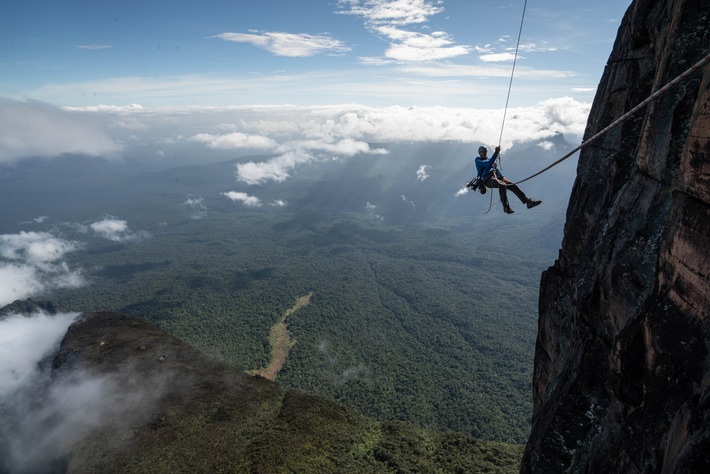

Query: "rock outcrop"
(522, 0), (709, 472)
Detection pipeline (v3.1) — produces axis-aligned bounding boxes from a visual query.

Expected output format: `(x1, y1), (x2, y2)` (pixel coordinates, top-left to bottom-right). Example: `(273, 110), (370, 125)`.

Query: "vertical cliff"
(522, 0), (710, 472)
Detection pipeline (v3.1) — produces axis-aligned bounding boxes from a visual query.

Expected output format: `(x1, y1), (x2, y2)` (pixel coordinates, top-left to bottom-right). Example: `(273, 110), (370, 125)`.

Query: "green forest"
(49, 204), (547, 444)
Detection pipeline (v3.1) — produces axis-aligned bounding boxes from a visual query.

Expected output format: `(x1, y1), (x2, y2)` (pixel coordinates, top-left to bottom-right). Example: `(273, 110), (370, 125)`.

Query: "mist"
(0, 312), (168, 473)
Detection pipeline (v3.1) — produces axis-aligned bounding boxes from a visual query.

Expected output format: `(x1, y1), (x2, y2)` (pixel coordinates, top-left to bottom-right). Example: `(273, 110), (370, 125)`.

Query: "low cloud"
(211, 31), (350, 57)
(365, 202), (384, 221)
(189, 132), (278, 150)
(0, 98), (122, 163)
(221, 191), (262, 207)
(183, 195), (207, 219)
(235, 139), (387, 185)
(0, 312), (78, 397)
(401, 195), (415, 207)
(0, 312), (169, 473)
(416, 165), (430, 181)
(236, 150), (312, 185)
(0, 232), (84, 306)
(90, 217), (150, 242)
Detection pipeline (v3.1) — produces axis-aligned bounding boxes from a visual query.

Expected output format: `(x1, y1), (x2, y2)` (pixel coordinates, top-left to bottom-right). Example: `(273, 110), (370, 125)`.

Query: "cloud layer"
(0, 99), (122, 164)
(2, 99), (591, 188)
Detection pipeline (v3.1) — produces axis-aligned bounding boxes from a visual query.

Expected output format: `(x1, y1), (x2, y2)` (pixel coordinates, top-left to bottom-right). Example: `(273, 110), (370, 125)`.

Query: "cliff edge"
(522, 0), (710, 472)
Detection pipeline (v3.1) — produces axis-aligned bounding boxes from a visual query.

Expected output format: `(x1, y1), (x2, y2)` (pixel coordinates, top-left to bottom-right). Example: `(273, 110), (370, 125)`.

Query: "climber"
(474, 145), (541, 214)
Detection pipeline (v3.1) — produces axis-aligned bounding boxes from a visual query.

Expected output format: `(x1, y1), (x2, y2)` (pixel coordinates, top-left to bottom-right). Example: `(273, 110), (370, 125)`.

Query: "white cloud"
(89, 217), (150, 242)
(234, 138), (387, 185)
(455, 187), (469, 197)
(221, 191), (262, 207)
(416, 164), (430, 181)
(338, 0), (467, 63)
(365, 201), (384, 221)
(271, 199), (288, 207)
(19, 216), (49, 225)
(0, 231), (79, 265)
(183, 195), (207, 219)
(0, 232), (84, 305)
(210, 31), (350, 57)
(0, 312), (78, 397)
(189, 132), (278, 150)
(0, 98), (123, 163)
(480, 52), (520, 63)
(375, 26), (470, 62)
(75, 44), (114, 50)
(338, 0), (443, 26)
(0, 312), (171, 473)
(236, 151), (308, 184)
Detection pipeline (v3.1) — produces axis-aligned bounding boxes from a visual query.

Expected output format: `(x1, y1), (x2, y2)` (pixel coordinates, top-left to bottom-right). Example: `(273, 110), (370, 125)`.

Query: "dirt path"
(251, 292), (313, 381)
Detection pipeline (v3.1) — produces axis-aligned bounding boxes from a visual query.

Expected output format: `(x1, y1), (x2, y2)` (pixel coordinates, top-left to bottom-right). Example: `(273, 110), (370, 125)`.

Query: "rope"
(511, 51), (710, 186)
(481, 0), (528, 215)
(498, 0), (529, 148)
(473, 50), (710, 213)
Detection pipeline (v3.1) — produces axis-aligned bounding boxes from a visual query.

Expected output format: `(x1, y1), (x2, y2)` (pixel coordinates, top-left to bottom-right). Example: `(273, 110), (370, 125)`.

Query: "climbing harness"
(480, 0), (529, 214)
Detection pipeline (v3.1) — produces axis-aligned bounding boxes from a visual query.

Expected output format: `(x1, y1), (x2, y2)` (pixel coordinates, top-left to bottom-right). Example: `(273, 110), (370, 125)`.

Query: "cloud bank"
(0, 99), (122, 164)
(6, 99), (591, 185)
(0, 312), (169, 473)
(0, 232), (84, 306)
(0, 311), (78, 397)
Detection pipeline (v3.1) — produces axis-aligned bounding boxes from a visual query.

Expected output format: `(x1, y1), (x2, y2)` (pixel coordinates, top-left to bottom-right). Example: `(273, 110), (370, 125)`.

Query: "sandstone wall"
(522, 0), (710, 472)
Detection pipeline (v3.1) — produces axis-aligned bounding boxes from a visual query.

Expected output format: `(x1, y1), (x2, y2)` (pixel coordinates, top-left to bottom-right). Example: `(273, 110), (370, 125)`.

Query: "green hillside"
(51, 208), (544, 443)
(49, 312), (524, 473)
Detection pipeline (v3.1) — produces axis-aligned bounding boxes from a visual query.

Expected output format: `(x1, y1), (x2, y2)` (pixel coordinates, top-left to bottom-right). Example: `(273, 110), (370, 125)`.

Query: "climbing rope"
(511, 51), (710, 186)
(498, 0), (528, 149)
(481, 0), (528, 215)
(478, 51), (710, 212)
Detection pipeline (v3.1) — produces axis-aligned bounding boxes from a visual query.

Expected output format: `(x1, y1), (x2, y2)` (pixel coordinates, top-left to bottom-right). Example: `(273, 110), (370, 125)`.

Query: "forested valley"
(2, 141), (573, 444)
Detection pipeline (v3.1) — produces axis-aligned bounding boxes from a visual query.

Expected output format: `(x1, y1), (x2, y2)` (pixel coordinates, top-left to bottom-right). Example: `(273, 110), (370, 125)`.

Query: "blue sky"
(1, 1), (636, 304)
(1, 0), (631, 108)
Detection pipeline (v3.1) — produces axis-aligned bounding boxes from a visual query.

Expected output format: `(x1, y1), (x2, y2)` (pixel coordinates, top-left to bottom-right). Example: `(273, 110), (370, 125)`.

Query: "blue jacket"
(475, 150), (502, 180)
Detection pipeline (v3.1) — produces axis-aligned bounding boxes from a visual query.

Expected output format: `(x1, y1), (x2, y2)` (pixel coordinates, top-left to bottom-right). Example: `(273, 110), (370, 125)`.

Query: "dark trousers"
(485, 177), (528, 210)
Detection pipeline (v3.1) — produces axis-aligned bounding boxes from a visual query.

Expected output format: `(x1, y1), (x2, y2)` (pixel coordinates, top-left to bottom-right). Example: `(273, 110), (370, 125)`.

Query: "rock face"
(522, 0), (710, 472)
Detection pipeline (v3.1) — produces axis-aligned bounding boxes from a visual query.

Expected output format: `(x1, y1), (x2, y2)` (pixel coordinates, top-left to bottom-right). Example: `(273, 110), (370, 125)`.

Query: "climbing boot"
(526, 199), (541, 209)
(504, 206), (515, 214)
